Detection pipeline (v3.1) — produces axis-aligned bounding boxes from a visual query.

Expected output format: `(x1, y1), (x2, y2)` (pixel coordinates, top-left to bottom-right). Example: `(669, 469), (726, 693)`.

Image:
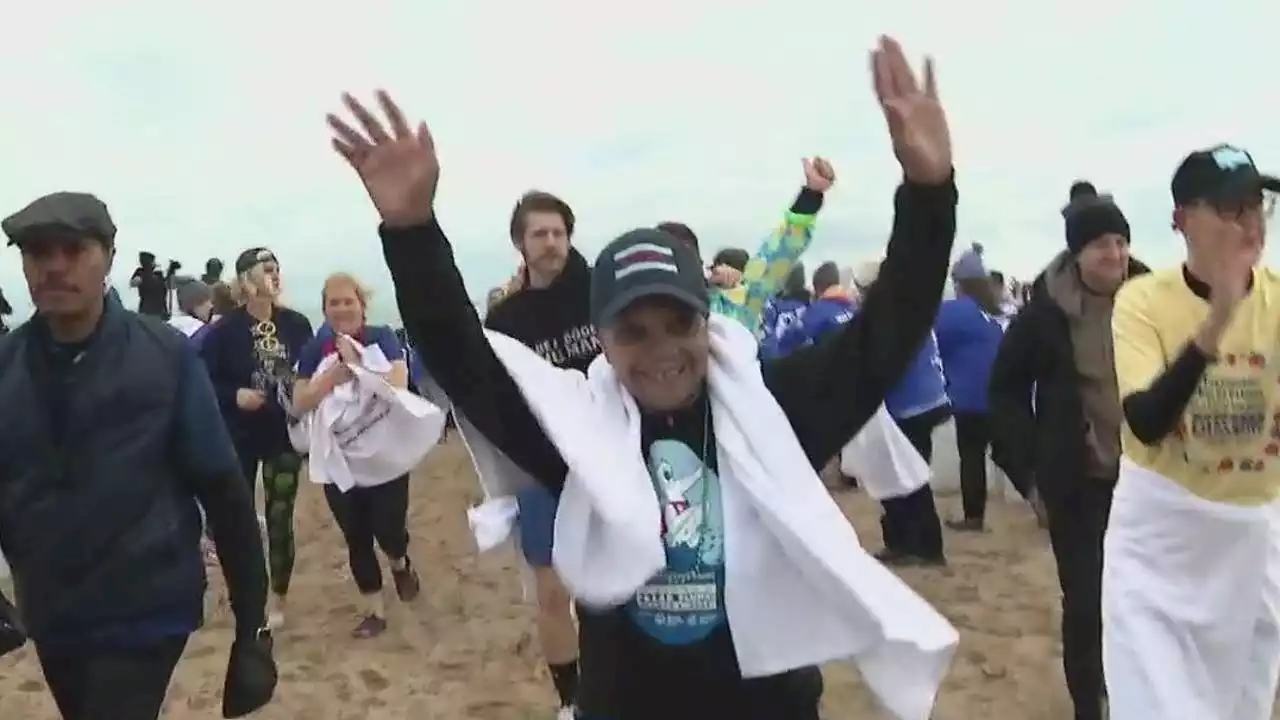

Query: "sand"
(0, 434), (1251, 719)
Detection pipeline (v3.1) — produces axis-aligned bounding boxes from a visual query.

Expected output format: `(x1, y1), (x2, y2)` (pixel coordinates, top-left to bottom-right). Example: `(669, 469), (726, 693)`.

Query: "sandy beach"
(0, 433), (1267, 719)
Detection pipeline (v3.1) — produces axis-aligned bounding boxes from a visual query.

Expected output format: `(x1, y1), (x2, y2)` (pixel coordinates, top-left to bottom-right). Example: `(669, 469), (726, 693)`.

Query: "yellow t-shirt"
(1113, 267), (1280, 505)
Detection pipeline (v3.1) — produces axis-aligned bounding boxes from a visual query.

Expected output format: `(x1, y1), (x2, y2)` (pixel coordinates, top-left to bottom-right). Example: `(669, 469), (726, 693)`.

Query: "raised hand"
(327, 91), (439, 227)
(870, 36), (952, 186)
(803, 157), (837, 192)
(1207, 219), (1260, 316)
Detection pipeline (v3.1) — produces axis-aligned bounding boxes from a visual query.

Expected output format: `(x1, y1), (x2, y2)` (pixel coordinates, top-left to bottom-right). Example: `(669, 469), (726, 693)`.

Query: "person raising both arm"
(324, 32), (956, 720)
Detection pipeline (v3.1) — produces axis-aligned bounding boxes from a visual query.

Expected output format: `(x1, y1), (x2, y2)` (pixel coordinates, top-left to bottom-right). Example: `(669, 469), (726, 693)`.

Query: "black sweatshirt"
(484, 248), (599, 373)
(382, 177), (956, 718)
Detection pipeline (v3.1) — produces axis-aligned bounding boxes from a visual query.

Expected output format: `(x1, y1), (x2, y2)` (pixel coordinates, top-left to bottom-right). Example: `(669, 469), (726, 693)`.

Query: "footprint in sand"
(358, 667), (390, 693)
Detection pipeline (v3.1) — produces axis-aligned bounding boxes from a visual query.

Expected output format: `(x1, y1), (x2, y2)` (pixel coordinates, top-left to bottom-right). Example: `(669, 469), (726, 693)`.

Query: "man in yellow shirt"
(1105, 144), (1280, 720)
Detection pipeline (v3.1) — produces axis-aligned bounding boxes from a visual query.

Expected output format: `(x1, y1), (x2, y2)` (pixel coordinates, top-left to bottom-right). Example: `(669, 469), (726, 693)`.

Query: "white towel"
(291, 342), (448, 491)
(1102, 459), (1280, 719)
(453, 315), (957, 720)
(839, 405), (932, 500)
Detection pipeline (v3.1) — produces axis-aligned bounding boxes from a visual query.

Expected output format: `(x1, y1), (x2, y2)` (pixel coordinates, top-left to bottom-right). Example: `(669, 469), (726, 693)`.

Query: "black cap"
(591, 228), (709, 328)
(234, 247), (278, 275)
(1171, 144), (1280, 207)
(2, 191), (117, 248)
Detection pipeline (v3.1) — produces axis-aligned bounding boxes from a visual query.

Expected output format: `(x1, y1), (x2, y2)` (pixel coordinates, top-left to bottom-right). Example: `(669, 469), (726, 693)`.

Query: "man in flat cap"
(0, 191), (278, 719)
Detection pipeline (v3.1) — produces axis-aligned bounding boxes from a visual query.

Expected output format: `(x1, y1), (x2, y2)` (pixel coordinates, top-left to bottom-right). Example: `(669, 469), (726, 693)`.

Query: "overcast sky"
(2, 0), (1277, 323)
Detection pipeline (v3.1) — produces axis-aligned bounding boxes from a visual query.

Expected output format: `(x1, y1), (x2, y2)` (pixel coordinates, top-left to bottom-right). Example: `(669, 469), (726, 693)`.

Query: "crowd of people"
(0, 33), (1277, 720)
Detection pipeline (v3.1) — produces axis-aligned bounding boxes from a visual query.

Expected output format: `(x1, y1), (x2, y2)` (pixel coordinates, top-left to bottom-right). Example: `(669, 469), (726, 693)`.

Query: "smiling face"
(322, 273), (367, 335)
(599, 295), (710, 412)
(1075, 232), (1131, 293)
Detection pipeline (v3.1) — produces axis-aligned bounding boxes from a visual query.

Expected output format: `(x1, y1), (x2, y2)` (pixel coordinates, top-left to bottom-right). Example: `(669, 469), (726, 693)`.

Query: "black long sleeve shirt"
(382, 175), (957, 717)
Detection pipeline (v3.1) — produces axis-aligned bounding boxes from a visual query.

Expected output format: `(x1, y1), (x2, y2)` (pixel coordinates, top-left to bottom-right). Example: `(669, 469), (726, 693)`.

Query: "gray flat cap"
(3, 192), (117, 247)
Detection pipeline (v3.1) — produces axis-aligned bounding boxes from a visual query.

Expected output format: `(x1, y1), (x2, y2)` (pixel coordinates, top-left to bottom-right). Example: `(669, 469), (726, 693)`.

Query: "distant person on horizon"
(200, 246), (314, 629)
(168, 279), (218, 346)
(130, 251), (170, 318)
(202, 257), (237, 316)
(0, 190), (276, 718)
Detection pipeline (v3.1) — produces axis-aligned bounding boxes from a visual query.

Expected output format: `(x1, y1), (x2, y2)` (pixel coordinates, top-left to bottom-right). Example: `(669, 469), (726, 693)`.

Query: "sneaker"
(351, 614), (388, 638)
(391, 558), (421, 602)
(946, 518), (985, 533)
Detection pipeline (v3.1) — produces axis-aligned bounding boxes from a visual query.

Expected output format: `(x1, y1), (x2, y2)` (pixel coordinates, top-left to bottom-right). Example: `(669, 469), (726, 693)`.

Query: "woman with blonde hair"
(292, 272), (422, 638)
(201, 247), (314, 627)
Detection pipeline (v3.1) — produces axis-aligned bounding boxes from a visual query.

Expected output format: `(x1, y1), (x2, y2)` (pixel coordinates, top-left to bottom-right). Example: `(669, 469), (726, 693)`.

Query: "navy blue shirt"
(201, 306), (314, 457)
(296, 324), (402, 378)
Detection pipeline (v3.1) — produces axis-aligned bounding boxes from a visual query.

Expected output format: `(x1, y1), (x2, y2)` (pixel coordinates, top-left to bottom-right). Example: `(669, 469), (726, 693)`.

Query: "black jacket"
(988, 255), (1150, 501)
(381, 176), (957, 718)
(484, 248), (599, 373)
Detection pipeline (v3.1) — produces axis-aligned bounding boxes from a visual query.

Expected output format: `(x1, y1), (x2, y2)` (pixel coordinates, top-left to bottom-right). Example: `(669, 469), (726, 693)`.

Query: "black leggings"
(324, 475), (412, 594)
(36, 635), (187, 720)
(953, 411), (992, 522)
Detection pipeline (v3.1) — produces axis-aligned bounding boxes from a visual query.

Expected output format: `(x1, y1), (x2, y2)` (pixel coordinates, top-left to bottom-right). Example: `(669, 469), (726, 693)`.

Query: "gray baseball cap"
(3, 192), (117, 247)
(591, 228), (709, 328)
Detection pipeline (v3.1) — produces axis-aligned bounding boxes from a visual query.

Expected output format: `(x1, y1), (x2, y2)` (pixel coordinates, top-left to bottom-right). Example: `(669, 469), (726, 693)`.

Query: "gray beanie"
(175, 279), (212, 315)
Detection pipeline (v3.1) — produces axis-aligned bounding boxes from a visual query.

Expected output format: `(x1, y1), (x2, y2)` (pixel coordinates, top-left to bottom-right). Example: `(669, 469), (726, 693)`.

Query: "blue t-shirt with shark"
(626, 434), (727, 644)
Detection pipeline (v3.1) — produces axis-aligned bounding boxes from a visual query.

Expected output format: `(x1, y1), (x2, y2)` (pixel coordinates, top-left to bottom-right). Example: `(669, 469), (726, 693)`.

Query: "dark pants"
(36, 635), (187, 720)
(324, 475), (412, 594)
(953, 411), (992, 522)
(881, 412), (945, 559)
(1045, 478), (1115, 720)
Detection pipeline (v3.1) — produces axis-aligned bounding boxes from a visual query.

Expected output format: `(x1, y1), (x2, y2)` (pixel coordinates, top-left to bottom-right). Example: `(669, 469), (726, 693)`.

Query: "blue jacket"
(781, 293), (949, 419)
(934, 295), (1005, 413)
(776, 292), (855, 356)
(0, 294), (238, 644)
(885, 331), (950, 420)
(759, 295), (809, 360)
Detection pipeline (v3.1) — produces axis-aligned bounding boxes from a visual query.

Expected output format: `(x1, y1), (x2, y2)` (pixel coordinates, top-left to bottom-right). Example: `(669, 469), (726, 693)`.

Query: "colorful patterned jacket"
(709, 189), (822, 334)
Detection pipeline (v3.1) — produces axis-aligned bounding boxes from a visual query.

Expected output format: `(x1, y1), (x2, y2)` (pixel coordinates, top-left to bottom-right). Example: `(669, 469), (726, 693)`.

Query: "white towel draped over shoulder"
(291, 343), (448, 492)
(450, 315), (957, 720)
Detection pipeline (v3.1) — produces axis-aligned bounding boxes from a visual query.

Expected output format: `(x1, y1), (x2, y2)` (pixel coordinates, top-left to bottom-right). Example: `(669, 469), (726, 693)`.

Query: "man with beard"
(0, 191), (276, 719)
(988, 180), (1144, 720)
(327, 31), (956, 717)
